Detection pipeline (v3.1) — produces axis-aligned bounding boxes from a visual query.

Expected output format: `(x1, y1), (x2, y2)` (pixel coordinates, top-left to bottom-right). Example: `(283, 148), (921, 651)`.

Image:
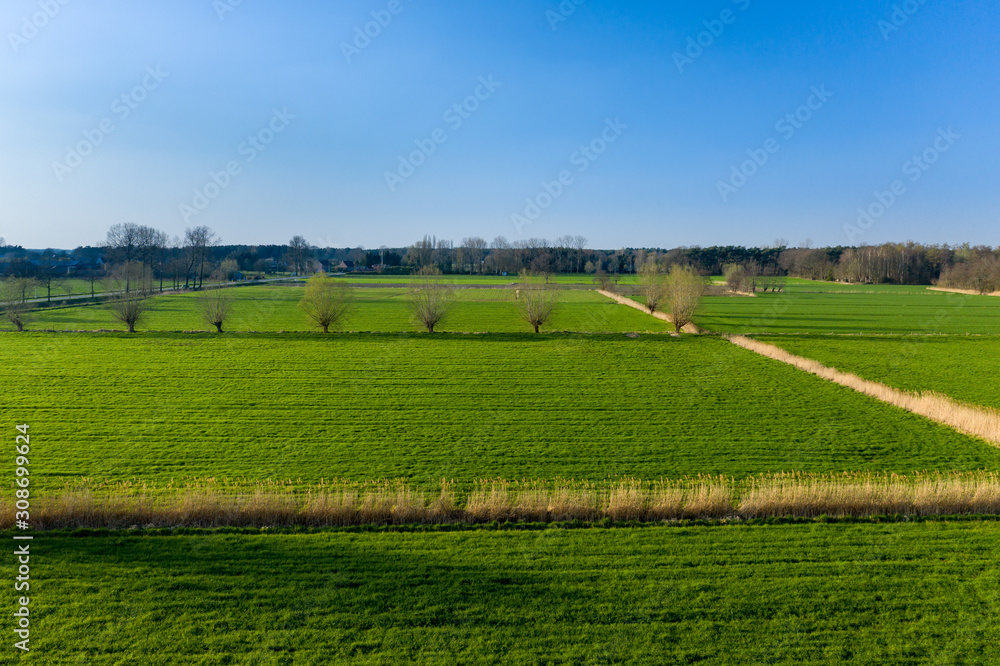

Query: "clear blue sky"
(1, 0), (997, 250)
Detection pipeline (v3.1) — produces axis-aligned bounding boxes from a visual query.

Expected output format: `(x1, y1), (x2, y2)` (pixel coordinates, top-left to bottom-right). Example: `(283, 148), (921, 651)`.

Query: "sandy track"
(596, 289), (702, 333)
(728, 335), (1000, 447)
(927, 287), (1000, 297)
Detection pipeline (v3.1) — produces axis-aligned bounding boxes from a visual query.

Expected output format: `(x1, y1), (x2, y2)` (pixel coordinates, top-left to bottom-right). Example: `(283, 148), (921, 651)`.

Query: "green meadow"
(5, 521), (999, 665)
(3, 333), (998, 492)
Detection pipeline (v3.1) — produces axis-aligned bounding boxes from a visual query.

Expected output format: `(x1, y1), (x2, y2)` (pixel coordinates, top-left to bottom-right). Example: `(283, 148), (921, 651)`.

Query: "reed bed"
(728, 335), (1000, 445)
(4, 473), (1000, 529)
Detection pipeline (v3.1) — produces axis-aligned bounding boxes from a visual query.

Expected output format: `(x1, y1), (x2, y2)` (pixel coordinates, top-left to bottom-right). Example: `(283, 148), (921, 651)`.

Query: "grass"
(6, 522), (1000, 664)
(4, 333), (1000, 492)
(729, 335), (1000, 445)
(755, 334), (1000, 410)
(692, 286), (1000, 334)
(7, 284), (674, 333)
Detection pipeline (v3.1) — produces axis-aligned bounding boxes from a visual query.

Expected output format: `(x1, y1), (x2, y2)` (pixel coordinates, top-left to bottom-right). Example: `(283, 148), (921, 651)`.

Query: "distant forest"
(1, 227), (998, 293)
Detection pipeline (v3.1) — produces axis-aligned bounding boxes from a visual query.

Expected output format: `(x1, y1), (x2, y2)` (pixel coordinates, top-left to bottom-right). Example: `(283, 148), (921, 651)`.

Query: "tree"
(299, 272), (350, 333)
(106, 223), (163, 292)
(461, 236), (487, 275)
(211, 259), (240, 283)
(409, 267), (451, 333)
(0, 279), (32, 331)
(199, 288), (234, 333)
(665, 265), (705, 333)
(286, 236), (313, 276)
(184, 226), (218, 288)
(595, 269), (614, 292)
(723, 263), (747, 294)
(638, 260), (668, 314)
(573, 235), (589, 273)
(516, 272), (558, 333)
(107, 262), (152, 333)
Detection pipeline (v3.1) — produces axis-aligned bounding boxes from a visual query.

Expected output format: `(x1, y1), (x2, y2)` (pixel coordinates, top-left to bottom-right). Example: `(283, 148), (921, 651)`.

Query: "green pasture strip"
(3, 333), (997, 491)
(7, 522), (1000, 664)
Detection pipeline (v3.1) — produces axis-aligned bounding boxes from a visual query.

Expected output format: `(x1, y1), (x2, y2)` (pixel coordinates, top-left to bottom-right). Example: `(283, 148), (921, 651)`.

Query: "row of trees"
(299, 270), (571, 335)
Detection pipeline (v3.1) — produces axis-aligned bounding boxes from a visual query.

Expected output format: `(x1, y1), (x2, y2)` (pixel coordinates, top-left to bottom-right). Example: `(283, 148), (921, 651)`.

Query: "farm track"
(928, 286), (1000, 297)
(728, 335), (1000, 447)
(596, 289), (703, 333)
(610, 287), (1000, 449)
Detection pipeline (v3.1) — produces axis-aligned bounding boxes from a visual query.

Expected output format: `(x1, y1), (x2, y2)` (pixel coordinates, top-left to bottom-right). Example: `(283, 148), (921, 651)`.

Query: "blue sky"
(1, 0), (997, 250)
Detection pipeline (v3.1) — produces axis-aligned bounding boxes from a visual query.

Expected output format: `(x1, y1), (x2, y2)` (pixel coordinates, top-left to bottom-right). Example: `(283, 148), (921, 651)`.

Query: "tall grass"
(5, 473), (1000, 529)
(728, 335), (1000, 445)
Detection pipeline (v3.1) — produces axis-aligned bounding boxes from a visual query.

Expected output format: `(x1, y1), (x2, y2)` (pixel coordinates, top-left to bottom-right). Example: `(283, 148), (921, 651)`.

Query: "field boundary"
(728, 335), (1000, 446)
(928, 286), (1000, 297)
(7, 473), (1000, 529)
(596, 289), (702, 333)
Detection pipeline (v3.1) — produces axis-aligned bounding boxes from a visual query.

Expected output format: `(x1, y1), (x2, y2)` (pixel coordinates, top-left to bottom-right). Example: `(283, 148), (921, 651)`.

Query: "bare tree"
(516, 272), (558, 333)
(665, 265), (705, 333)
(105, 223), (143, 265)
(0, 279), (32, 331)
(743, 259), (761, 293)
(299, 272), (350, 333)
(595, 269), (614, 292)
(286, 236), (313, 276)
(461, 236), (488, 275)
(184, 226), (218, 288)
(573, 235), (588, 273)
(638, 260), (668, 314)
(106, 223), (163, 292)
(199, 289), (234, 333)
(409, 267), (452, 333)
(107, 262), (153, 333)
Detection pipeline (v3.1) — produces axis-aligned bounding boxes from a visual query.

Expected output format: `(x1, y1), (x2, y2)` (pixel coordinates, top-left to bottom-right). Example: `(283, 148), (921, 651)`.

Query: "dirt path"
(728, 335), (1000, 447)
(596, 290), (702, 333)
(927, 287), (1000, 297)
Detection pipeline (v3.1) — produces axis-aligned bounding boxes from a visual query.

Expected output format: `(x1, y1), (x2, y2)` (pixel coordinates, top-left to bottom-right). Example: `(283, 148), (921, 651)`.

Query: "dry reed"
(4, 473), (1000, 529)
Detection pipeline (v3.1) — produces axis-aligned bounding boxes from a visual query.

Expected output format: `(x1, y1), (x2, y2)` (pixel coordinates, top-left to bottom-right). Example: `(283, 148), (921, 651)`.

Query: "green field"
(7, 521), (1000, 664)
(8, 285), (674, 334)
(4, 333), (998, 492)
(692, 287), (1000, 335)
(8, 279), (1000, 663)
(756, 334), (1000, 410)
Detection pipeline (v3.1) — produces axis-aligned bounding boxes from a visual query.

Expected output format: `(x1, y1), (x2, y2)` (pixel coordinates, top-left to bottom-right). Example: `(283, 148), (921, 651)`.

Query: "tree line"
(3, 228), (999, 294)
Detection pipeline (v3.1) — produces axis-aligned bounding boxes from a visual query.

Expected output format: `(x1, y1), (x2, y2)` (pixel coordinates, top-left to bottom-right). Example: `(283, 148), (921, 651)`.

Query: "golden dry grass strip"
(595, 289), (702, 333)
(5, 473), (1000, 529)
(728, 335), (1000, 446)
(927, 287), (1000, 297)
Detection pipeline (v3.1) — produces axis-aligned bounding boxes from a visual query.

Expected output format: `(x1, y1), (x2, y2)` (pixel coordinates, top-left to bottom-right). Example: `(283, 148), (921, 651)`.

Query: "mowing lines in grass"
(729, 335), (1000, 445)
(17, 525), (1000, 662)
